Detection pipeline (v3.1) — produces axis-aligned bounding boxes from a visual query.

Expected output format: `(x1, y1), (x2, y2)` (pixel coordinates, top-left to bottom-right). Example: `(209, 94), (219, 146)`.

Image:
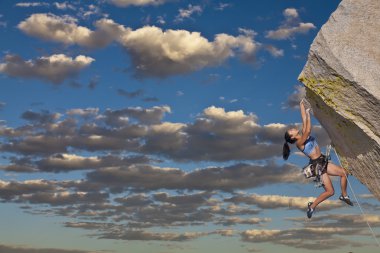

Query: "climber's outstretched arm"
(299, 100), (311, 143)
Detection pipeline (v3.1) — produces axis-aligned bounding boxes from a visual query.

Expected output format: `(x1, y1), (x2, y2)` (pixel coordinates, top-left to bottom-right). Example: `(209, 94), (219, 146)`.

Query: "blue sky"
(0, 1), (379, 253)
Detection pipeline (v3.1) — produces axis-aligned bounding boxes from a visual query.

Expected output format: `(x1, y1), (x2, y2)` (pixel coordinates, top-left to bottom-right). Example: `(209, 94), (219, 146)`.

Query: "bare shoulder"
(296, 139), (304, 151)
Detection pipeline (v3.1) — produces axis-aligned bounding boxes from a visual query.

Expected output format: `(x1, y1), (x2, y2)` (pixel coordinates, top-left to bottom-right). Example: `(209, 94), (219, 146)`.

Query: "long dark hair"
(283, 131), (296, 160)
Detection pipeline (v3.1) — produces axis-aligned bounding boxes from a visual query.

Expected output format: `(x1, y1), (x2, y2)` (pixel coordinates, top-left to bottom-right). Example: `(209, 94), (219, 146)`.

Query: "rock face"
(299, 0), (380, 200)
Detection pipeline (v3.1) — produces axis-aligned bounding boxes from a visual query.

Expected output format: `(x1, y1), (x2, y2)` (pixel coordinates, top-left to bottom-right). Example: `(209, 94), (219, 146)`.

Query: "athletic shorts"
(309, 154), (328, 175)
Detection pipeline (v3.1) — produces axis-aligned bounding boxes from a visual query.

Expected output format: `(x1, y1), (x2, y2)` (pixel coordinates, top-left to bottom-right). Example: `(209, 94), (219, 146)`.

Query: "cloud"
(19, 191), (109, 206)
(215, 217), (271, 226)
(156, 15), (166, 25)
(21, 110), (61, 124)
(15, 2), (75, 10)
(86, 162), (300, 192)
(108, 0), (169, 7)
(66, 108), (99, 117)
(1, 154), (152, 173)
(175, 4), (203, 22)
(103, 105), (171, 125)
(264, 45), (284, 57)
(287, 213), (380, 229)
(283, 85), (306, 109)
(241, 227), (367, 250)
(54, 2), (76, 11)
(0, 244), (101, 253)
(215, 3), (232, 11)
(18, 14), (264, 78)
(241, 213), (380, 250)
(83, 225), (211, 241)
(283, 8), (299, 19)
(265, 8), (316, 40)
(117, 88), (145, 98)
(119, 26), (260, 78)
(0, 54), (94, 84)
(15, 2), (50, 7)
(225, 193), (343, 211)
(18, 14), (127, 48)
(0, 179), (58, 200)
(0, 105), (329, 160)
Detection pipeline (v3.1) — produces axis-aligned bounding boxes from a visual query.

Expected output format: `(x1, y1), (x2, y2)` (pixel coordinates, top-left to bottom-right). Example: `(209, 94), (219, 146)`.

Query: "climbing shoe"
(307, 202), (314, 219)
(339, 195), (353, 206)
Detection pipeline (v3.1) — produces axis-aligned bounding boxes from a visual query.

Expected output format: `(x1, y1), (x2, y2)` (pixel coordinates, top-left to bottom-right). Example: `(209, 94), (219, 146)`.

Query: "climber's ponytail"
(283, 131), (296, 160)
(283, 142), (290, 160)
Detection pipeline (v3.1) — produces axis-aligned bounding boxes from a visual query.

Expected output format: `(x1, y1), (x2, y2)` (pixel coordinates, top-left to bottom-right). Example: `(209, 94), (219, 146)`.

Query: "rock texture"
(299, 0), (380, 200)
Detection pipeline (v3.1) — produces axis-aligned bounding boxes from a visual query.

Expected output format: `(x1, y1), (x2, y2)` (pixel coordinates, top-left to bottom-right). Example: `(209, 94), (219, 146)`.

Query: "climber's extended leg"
(309, 173), (334, 210)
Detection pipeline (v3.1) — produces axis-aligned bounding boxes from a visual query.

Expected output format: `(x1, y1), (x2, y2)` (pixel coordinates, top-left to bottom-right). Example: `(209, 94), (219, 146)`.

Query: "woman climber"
(282, 99), (353, 218)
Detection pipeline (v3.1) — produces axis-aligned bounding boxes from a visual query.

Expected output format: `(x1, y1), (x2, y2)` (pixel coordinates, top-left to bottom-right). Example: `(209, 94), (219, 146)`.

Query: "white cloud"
(283, 8), (299, 19)
(264, 45), (284, 57)
(53, 1), (75, 10)
(226, 193), (343, 211)
(66, 108), (99, 116)
(266, 23), (316, 40)
(119, 26), (260, 77)
(175, 4), (203, 22)
(0, 244), (99, 253)
(156, 15), (166, 25)
(215, 3), (232, 11)
(15, 2), (50, 8)
(18, 14), (127, 48)
(0, 54), (94, 84)
(265, 8), (316, 40)
(18, 14), (272, 78)
(109, 0), (169, 7)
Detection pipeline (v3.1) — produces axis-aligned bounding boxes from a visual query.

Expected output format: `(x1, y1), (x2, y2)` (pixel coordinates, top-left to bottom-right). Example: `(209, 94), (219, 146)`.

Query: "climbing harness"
(302, 145), (330, 188)
(332, 146), (380, 248)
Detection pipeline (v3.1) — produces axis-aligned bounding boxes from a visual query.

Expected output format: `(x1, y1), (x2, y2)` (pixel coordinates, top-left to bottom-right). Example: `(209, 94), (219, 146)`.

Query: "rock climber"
(282, 99), (353, 218)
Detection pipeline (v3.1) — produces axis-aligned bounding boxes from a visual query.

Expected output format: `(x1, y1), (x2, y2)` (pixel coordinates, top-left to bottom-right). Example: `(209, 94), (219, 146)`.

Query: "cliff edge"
(299, 0), (380, 200)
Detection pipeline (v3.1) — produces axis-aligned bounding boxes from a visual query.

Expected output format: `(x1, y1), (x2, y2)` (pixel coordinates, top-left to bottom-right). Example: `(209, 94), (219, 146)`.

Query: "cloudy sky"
(0, 1), (379, 253)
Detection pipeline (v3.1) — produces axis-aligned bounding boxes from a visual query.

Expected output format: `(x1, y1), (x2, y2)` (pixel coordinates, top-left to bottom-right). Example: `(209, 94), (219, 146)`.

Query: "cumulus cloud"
(241, 212), (380, 250)
(18, 14), (268, 78)
(108, 0), (169, 7)
(18, 14), (127, 48)
(0, 244), (100, 253)
(215, 217), (271, 226)
(66, 108), (99, 117)
(225, 193), (343, 211)
(0, 179), (58, 200)
(288, 213), (380, 229)
(86, 162), (300, 192)
(21, 110), (61, 124)
(118, 26), (260, 78)
(1, 154), (152, 173)
(265, 8), (316, 40)
(0, 105), (329, 160)
(241, 227), (367, 250)
(0, 54), (94, 84)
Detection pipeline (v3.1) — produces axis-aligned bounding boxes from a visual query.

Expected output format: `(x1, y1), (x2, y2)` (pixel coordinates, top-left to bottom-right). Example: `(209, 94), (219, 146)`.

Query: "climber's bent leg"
(326, 162), (348, 197)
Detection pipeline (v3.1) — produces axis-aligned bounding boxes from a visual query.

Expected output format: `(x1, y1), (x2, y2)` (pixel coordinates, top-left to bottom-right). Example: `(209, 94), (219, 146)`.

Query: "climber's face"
(288, 128), (299, 139)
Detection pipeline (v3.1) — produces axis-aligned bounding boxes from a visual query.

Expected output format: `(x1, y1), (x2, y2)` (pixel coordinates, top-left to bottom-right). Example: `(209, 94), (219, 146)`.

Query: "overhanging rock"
(298, 0), (380, 200)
